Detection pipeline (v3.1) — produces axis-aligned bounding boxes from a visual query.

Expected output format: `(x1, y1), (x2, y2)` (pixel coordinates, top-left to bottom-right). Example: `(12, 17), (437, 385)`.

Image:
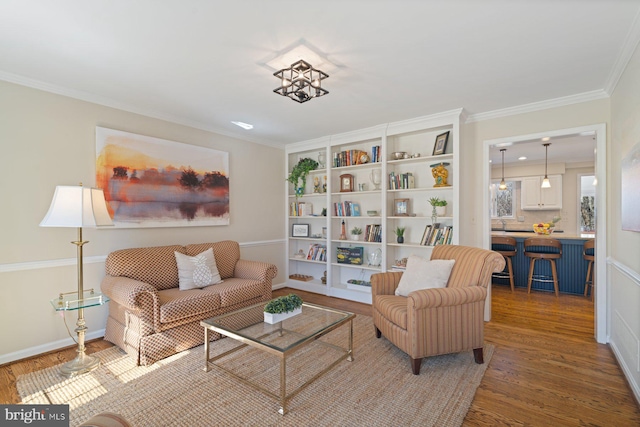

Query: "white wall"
(0, 80), (286, 363)
(609, 41), (640, 402)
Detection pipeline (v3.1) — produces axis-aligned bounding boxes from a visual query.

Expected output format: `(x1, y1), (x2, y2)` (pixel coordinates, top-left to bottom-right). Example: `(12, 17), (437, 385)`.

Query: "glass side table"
(50, 289), (109, 377)
(50, 288), (109, 311)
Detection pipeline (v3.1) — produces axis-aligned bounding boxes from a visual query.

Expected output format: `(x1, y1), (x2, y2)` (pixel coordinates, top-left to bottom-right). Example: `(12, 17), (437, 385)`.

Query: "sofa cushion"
(175, 248), (223, 290)
(158, 288), (222, 324)
(374, 295), (408, 330)
(395, 256), (455, 297)
(106, 245), (185, 291)
(211, 278), (266, 307)
(185, 241), (239, 279)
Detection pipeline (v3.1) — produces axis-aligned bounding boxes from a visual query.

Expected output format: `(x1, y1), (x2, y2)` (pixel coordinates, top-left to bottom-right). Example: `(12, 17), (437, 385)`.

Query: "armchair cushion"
(175, 248), (223, 290)
(395, 256), (455, 296)
(375, 295), (408, 329)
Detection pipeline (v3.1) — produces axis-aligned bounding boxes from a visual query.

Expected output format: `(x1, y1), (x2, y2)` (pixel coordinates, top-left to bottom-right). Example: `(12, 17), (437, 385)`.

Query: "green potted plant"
(287, 158), (318, 197)
(264, 293), (304, 324)
(429, 197), (448, 216)
(350, 226), (363, 241)
(395, 226), (405, 244)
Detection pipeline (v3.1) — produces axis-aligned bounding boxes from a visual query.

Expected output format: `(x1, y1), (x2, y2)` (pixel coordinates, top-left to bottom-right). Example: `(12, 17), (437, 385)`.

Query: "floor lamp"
(40, 184), (113, 377)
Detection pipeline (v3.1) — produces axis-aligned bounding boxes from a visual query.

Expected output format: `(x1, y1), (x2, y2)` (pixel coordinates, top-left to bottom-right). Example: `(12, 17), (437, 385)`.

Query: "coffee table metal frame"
(201, 302), (355, 415)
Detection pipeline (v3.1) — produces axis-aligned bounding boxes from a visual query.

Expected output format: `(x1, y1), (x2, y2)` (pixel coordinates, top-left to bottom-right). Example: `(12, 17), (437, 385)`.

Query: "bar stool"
(583, 239), (595, 299)
(524, 237), (562, 297)
(491, 236), (517, 291)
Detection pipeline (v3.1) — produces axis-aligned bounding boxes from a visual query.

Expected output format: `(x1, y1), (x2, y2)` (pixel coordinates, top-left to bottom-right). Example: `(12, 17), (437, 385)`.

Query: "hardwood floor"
(2, 286), (639, 426)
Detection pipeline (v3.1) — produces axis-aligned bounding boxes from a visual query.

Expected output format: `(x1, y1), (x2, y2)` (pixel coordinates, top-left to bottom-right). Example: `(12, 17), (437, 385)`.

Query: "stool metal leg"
(550, 259), (559, 297)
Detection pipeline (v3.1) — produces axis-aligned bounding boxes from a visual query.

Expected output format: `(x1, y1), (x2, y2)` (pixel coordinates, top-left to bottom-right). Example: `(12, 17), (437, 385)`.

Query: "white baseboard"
(610, 340), (640, 406)
(0, 329), (105, 366)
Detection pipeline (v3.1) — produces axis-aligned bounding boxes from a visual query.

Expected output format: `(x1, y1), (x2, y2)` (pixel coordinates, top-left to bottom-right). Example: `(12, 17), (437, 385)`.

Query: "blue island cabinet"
(492, 234), (593, 295)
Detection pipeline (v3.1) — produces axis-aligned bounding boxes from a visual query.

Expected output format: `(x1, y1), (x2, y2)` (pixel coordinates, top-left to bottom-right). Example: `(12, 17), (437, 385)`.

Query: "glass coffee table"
(201, 302), (355, 415)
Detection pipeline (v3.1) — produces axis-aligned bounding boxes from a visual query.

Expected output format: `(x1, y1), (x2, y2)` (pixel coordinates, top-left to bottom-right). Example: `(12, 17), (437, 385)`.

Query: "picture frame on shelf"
(292, 223), (310, 237)
(433, 131), (450, 156)
(394, 198), (410, 216)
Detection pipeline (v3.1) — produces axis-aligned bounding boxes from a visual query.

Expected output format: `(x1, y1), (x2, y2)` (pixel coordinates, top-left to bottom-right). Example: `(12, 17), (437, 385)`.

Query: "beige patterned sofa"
(371, 245), (505, 374)
(101, 240), (277, 365)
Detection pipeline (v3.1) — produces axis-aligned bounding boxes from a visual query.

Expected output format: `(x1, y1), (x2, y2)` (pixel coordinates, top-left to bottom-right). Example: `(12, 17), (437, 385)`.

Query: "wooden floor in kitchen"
(1, 285), (639, 426)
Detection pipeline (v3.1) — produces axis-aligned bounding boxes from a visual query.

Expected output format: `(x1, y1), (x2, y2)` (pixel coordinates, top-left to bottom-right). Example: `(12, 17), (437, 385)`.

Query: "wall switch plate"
(518, 216), (525, 222)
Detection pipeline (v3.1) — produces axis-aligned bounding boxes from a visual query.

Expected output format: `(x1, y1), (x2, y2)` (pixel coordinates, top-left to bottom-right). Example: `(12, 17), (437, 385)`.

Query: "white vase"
(350, 234), (361, 241)
(264, 307), (302, 324)
(436, 206), (447, 217)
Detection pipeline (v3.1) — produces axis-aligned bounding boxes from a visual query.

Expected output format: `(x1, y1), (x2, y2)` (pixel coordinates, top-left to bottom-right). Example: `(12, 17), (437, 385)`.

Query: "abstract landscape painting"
(96, 127), (229, 227)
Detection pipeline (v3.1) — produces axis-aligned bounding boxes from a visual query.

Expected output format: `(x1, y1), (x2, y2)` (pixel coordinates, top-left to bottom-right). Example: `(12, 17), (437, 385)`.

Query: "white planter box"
(264, 307), (302, 324)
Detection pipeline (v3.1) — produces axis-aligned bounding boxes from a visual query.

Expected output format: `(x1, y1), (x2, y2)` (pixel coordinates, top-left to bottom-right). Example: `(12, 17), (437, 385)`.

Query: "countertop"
(491, 230), (595, 240)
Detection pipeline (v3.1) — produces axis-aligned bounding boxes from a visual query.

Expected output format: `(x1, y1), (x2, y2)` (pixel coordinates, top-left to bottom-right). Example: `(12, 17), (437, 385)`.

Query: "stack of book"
(290, 201), (313, 216)
(388, 172), (415, 190)
(371, 145), (382, 163)
(306, 244), (327, 261)
(333, 201), (361, 216)
(420, 223), (453, 246)
(332, 146), (382, 167)
(364, 224), (382, 242)
(333, 150), (368, 167)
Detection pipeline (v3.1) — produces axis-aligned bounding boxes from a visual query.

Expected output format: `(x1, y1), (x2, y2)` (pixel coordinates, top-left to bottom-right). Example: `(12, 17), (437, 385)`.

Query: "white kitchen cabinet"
(521, 175), (562, 210)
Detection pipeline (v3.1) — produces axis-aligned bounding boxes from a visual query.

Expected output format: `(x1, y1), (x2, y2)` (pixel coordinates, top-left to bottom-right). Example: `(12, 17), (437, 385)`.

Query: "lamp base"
(59, 352), (100, 378)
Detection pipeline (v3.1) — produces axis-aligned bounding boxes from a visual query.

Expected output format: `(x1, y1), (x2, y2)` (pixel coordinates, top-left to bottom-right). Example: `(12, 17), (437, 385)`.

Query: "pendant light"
(498, 148), (507, 190)
(541, 143), (551, 188)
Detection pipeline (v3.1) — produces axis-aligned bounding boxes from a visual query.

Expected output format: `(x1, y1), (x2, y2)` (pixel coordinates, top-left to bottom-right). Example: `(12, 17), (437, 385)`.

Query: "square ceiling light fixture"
(264, 40), (337, 104)
(273, 59), (328, 103)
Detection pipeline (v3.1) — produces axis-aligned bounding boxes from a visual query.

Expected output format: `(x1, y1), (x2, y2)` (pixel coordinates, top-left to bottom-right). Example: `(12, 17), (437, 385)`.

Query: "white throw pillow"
(395, 255), (455, 297)
(175, 248), (223, 290)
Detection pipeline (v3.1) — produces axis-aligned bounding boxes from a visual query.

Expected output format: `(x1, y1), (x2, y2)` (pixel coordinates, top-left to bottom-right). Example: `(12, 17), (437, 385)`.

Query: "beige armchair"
(371, 245), (505, 374)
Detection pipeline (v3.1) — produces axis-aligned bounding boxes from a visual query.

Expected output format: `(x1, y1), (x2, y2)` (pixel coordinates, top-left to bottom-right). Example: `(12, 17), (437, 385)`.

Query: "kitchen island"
(491, 231), (594, 295)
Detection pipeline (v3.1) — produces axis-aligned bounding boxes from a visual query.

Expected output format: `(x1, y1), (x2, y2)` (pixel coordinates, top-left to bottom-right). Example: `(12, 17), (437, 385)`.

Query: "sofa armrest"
(101, 275), (159, 309)
(408, 286), (487, 310)
(371, 272), (404, 298)
(234, 259), (278, 282)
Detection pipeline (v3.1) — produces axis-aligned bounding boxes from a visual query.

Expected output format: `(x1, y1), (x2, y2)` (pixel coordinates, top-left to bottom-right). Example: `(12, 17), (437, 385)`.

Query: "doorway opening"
(483, 124), (607, 343)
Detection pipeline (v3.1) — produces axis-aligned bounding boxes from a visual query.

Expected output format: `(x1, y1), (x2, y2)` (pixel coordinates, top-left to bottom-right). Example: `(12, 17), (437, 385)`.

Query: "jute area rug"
(18, 315), (493, 427)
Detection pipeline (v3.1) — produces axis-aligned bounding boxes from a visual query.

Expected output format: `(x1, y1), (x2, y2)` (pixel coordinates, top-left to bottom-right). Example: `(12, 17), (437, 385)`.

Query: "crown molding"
(604, 8), (640, 96)
(0, 71), (284, 149)
(465, 90), (609, 124)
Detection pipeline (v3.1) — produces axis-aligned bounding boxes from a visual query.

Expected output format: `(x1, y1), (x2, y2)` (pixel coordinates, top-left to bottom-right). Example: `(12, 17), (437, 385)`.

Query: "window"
(579, 175), (595, 232)
(491, 181), (515, 218)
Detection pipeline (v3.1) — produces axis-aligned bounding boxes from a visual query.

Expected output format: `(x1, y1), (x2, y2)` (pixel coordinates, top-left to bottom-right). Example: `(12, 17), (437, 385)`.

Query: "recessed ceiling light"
(541, 137), (550, 142)
(231, 121), (253, 130)
(518, 156), (527, 160)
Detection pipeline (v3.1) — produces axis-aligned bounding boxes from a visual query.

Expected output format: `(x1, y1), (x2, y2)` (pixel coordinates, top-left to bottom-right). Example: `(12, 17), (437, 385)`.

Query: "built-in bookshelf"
(285, 110), (461, 304)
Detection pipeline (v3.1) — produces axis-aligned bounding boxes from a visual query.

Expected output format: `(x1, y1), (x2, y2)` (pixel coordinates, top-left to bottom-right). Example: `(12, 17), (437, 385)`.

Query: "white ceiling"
(489, 133), (597, 166)
(1, 1), (639, 148)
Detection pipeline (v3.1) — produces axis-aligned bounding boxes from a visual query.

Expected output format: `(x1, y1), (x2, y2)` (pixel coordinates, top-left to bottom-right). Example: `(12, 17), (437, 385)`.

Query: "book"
(337, 247), (364, 265)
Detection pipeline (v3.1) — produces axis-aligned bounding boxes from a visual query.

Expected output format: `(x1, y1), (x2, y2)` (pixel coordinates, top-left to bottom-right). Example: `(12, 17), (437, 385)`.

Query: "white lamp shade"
(40, 186), (114, 228)
(541, 177), (551, 189)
